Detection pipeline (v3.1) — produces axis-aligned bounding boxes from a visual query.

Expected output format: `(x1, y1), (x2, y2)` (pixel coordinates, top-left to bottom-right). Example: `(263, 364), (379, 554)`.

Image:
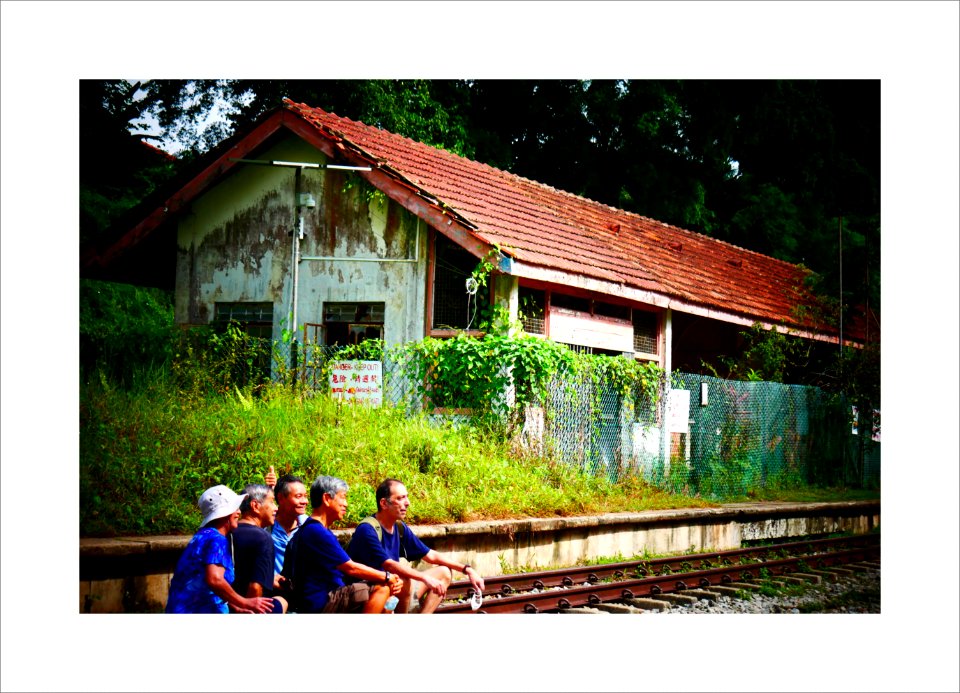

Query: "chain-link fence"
(538, 370), (880, 497)
(232, 336), (879, 499)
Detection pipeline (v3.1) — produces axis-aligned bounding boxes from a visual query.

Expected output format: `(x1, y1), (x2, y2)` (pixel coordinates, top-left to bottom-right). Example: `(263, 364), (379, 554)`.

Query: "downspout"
(290, 168), (303, 388)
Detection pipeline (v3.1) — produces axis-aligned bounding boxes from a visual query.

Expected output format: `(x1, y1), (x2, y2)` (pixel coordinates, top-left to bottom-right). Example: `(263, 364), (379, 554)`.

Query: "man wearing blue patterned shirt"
(165, 485), (275, 614)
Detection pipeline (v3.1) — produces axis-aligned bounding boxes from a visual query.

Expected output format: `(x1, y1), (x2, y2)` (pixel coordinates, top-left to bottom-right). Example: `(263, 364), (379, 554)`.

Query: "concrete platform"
(79, 499), (879, 613)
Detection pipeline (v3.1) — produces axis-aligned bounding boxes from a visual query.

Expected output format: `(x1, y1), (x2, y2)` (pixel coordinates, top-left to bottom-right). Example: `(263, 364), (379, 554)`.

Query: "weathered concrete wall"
(79, 501), (878, 613)
(421, 503), (879, 574)
(176, 135), (428, 345)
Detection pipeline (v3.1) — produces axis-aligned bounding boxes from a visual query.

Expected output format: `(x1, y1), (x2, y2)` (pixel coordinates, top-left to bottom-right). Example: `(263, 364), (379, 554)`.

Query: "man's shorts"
(322, 582), (370, 613)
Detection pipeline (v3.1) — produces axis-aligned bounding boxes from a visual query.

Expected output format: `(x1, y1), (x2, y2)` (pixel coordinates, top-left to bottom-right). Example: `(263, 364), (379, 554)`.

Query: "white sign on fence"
(666, 389), (691, 433)
(330, 360), (383, 407)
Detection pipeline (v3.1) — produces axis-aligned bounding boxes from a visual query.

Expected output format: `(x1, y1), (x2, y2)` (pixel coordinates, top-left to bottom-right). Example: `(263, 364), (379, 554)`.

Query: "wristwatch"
(384, 571), (393, 584)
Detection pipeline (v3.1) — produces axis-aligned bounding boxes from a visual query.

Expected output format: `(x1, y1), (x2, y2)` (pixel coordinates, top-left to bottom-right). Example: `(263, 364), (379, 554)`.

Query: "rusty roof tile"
(283, 99), (838, 336)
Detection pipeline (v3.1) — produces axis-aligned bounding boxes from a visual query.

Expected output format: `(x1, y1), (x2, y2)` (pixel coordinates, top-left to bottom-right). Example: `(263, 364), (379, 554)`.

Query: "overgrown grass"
(80, 376), (713, 537)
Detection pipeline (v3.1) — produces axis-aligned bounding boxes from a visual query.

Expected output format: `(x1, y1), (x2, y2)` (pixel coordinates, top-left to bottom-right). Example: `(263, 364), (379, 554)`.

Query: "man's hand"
(465, 567), (485, 594)
(422, 573), (447, 598)
(236, 596), (275, 614)
(387, 574), (403, 595)
(265, 465), (277, 488)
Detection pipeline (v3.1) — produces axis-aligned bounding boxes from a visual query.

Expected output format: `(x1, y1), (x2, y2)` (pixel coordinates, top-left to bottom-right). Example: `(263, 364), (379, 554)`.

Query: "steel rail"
(437, 543), (879, 614)
(444, 533), (880, 601)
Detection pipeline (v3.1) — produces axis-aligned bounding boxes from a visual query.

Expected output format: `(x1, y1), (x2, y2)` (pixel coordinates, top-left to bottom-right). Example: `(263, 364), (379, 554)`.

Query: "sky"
(2, 2), (959, 692)
(130, 80), (256, 156)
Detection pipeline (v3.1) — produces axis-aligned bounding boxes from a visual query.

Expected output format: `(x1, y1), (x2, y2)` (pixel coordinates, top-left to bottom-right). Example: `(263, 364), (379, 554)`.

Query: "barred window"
(551, 292), (590, 314)
(432, 235), (488, 330)
(633, 310), (659, 354)
(519, 286), (545, 334)
(213, 302), (273, 339)
(323, 302), (384, 346)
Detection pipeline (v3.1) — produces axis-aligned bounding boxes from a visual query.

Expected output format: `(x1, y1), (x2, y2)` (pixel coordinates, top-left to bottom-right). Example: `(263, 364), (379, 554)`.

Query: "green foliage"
(171, 323), (272, 397)
(396, 331), (665, 442)
(470, 246), (501, 292)
(80, 279), (176, 386)
(708, 322), (812, 384)
(829, 342), (880, 414)
(398, 332), (577, 424)
(341, 174), (388, 208)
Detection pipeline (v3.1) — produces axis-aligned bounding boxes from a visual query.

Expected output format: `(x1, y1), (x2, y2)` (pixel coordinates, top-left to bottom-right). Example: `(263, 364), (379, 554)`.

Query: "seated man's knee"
(438, 565), (452, 586)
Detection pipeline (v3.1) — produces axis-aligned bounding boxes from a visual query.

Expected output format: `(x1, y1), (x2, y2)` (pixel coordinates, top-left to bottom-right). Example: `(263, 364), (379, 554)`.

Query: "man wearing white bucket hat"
(165, 485), (277, 614)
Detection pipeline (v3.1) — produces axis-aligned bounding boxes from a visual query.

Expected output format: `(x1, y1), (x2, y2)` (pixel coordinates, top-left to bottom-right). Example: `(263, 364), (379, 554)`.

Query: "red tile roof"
(284, 99), (838, 339)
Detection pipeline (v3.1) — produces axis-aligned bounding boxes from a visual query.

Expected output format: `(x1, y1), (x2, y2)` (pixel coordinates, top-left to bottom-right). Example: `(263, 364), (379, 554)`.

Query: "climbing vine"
(395, 331), (665, 435)
(470, 245), (501, 292)
(397, 331), (578, 422)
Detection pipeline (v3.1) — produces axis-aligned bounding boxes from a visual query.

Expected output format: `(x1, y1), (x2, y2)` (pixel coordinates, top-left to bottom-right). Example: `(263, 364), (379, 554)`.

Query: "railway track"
(437, 533), (880, 614)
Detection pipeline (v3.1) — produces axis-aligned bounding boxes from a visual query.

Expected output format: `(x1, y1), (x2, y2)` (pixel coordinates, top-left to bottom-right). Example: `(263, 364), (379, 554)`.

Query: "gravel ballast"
(645, 566), (881, 614)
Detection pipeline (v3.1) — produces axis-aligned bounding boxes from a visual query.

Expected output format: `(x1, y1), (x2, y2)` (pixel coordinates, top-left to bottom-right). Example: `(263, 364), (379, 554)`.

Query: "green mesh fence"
(644, 374), (878, 497)
(539, 369), (878, 498)
(288, 341), (880, 499)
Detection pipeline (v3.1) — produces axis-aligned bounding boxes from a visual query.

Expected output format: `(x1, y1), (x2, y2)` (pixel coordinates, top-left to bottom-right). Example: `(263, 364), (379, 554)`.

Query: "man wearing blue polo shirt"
(269, 473), (309, 575)
(346, 478), (486, 613)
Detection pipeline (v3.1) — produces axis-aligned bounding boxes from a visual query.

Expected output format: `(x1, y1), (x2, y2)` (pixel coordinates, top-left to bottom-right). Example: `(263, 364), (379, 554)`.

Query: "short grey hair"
(240, 483), (271, 514)
(310, 475), (348, 507)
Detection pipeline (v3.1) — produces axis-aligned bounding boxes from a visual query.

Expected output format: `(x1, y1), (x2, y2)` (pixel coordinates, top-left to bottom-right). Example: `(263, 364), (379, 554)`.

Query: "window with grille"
(633, 310), (659, 354)
(432, 235), (488, 330)
(213, 302), (273, 339)
(322, 302), (385, 346)
(519, 286), (545, 334)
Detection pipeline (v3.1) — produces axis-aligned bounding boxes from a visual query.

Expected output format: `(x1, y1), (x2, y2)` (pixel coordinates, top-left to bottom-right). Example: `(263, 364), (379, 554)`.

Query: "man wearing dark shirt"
(282, 476), (402, 613)
(346, 478), (485, 613)
(232, 484), (287, 613)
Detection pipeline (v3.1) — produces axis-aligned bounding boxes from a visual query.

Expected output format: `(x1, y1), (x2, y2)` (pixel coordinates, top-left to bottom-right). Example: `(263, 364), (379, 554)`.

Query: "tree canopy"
(80, 78), (879, 315)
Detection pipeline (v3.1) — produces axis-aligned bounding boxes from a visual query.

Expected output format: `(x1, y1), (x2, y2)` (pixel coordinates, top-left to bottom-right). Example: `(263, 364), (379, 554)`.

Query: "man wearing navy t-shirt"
(282, 475), (402, 613)
(231, 483), (287, 613)
(346, 478), (486, 613)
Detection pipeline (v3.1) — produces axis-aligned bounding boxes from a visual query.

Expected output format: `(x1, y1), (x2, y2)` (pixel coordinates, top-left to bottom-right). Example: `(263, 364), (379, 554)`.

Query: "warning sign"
(329, 360), (383, 407)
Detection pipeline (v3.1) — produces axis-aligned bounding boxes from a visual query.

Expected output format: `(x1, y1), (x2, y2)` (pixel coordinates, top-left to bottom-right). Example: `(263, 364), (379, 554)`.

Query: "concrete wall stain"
(174, 133), (429, 344)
